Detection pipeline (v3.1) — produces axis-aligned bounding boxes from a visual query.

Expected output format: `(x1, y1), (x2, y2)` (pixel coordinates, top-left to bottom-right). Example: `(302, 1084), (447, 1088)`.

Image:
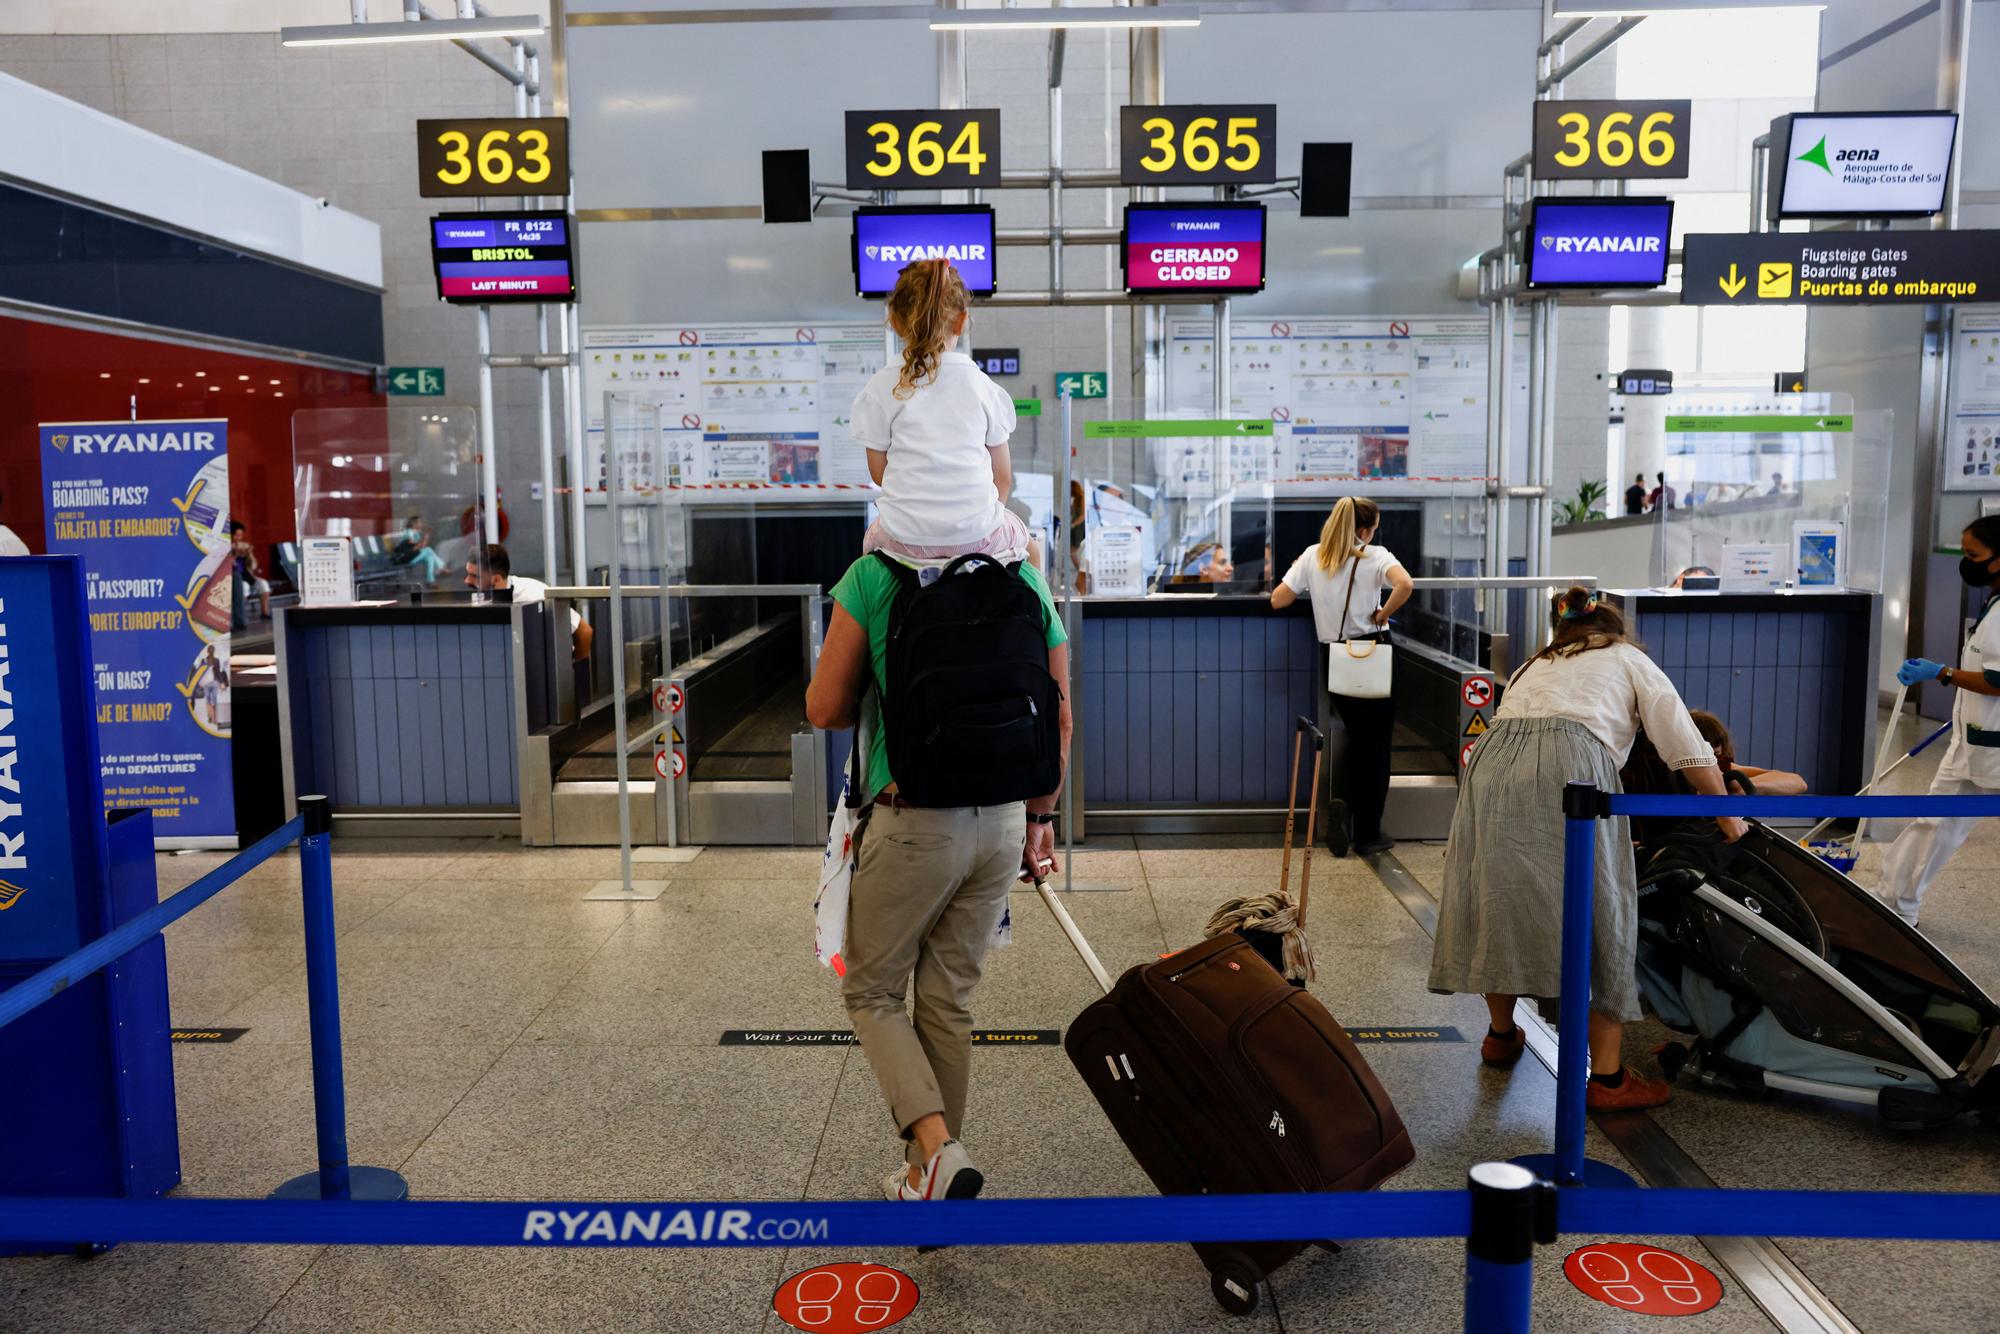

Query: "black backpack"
(874, 551), (1064, 807)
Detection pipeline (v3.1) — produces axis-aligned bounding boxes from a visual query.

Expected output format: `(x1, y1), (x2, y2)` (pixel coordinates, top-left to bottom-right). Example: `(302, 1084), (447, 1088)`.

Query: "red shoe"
(1586, 1068), (1671, 1111)
(1480, 1027), (1527, 1068)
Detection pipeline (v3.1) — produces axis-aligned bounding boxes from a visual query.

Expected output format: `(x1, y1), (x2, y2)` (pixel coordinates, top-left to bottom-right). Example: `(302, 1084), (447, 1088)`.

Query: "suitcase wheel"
(1209, 1257), (1262, 1317)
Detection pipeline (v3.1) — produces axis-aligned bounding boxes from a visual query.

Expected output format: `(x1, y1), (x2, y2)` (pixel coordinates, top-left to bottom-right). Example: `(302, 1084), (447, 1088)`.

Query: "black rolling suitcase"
(1036, 882), (1415, 1317)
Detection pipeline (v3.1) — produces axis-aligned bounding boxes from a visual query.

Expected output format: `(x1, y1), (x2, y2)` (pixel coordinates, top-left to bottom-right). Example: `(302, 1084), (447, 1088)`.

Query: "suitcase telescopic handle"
(1035, 878), (1114, 996)
(1296, 716), (1326, 750)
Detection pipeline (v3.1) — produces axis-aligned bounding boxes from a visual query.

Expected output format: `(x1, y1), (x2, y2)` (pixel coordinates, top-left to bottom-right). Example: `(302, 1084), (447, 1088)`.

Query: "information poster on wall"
(1945, 309), (2000, 492)
(40, 419), (236, 847)
(1165, 316), (1529, 491)
(583, 323), (888, 493)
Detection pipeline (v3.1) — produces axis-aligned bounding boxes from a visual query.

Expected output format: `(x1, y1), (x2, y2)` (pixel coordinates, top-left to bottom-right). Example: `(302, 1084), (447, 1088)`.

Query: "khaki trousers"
(841, 800), (1024, 1165)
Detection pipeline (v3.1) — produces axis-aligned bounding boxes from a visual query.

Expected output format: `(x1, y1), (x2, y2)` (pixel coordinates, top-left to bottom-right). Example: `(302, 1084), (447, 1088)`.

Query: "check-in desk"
(1606, 588), (1882, 794)
(274, 601), (554, 835)
(1073, 592), (1477, 836)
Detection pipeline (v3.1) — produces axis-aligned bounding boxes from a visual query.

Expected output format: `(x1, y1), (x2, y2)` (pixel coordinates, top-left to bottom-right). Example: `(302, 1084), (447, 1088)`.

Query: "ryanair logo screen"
(852, 208), (996, 298)
(1528, 199), (1674, 289)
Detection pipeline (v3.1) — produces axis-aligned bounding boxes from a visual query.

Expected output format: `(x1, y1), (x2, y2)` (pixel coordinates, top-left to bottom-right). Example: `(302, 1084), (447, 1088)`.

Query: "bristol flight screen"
(1122, 203), (1266, 295)
(430, 211), (576, 304)
(852, 207), (997, 298)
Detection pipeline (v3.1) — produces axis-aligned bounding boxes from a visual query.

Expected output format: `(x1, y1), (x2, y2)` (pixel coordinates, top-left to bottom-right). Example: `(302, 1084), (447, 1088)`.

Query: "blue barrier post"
(270, 797), (409, 1204)
(1554, 783), (1598, 1187)
(1464, 1162), (1555, 1334)
(1513, 783), (1633, 1189)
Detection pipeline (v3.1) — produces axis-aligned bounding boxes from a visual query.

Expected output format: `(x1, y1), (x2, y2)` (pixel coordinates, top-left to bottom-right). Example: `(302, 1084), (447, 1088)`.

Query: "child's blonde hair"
(887, 259), (971, 401)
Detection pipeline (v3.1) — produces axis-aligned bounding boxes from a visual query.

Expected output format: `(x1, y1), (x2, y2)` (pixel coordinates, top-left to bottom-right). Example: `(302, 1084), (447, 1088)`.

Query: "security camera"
(314, 197), (331, 209)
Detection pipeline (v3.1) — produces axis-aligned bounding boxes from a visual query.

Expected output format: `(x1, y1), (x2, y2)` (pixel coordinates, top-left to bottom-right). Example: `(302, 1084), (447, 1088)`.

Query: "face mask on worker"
(1960, 555), (1999, 588)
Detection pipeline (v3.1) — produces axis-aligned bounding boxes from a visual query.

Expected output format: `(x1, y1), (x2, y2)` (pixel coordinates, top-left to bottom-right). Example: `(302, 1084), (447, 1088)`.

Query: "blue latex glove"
(1898, 658), (1946, 686)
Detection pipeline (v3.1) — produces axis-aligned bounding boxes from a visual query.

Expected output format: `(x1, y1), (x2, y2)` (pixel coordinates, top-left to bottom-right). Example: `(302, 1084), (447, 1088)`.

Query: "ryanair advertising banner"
(40, 420), (236, 847)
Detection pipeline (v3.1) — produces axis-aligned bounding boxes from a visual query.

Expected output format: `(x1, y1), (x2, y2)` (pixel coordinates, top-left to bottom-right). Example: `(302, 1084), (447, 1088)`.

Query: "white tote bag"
(1325, 555), (1393, 699)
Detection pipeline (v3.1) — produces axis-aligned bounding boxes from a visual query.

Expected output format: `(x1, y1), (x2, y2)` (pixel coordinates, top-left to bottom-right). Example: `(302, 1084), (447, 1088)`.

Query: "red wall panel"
(0, 315), (382, 568)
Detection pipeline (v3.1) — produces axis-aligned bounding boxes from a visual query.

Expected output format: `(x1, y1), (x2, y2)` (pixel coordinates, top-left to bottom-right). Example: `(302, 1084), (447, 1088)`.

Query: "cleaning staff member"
(1878, 515), (2000, 927)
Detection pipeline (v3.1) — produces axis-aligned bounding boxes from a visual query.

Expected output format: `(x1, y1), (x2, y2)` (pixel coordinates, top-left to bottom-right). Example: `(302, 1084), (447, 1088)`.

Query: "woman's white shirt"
(850, 351), (1015, 547)
(1281, 544), (1402, 642)
(1496, 641), (1715, 770)
(1940, 598), (2000, 787)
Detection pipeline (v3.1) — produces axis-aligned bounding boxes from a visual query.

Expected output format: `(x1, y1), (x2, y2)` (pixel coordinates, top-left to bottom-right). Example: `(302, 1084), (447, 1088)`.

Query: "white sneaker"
(916, 1139), (983, 1202)
(881, 1140), (984, 1203)
(881, 1163), (921, 1202)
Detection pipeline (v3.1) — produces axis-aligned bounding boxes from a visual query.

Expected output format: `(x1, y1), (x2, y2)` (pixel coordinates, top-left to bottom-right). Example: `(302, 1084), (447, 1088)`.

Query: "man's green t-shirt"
(828, 555), (1067, 799)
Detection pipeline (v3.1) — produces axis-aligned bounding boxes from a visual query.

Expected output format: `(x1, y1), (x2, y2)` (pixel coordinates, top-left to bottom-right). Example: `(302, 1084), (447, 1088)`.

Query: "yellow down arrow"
(1718, 263), (1747, 298)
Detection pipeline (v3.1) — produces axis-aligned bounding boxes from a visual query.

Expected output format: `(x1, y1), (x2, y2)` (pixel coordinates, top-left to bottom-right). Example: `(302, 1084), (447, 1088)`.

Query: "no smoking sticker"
(774, 1263), (919, 1333)
(1462, 676), (1494, 709)
(1564, 1243), (1723, 1316)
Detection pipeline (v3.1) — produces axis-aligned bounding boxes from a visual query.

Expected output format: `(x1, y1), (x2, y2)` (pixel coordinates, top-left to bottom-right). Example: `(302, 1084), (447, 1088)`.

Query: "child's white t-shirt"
(850, 350), (1015, 546)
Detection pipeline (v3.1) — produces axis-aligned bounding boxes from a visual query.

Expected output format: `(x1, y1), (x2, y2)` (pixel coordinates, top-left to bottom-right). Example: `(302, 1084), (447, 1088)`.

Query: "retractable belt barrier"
(8, 786), (2000, 1334)
(0, 794), (407, 1206)
(1552, 784), (2000, 1186)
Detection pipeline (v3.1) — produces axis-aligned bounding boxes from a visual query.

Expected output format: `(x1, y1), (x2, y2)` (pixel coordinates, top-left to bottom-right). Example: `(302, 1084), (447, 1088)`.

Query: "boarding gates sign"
(1683, 231), (2000, 306)
(40, 420), (236, 846)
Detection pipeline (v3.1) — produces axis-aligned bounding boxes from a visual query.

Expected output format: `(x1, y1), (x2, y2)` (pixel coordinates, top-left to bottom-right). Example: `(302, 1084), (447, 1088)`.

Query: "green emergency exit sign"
(386, 367), (445, 396)
(1056, 371), (1106, 400)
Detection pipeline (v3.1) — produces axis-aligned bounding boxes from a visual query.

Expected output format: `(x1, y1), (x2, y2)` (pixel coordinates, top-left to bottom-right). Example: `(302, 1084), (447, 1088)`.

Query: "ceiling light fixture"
(931, 4), (1200, 30)
(280, 15), (545, 47)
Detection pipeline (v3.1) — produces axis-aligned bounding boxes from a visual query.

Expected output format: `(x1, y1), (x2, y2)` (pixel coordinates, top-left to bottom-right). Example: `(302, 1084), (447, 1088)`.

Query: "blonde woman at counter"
(1270, 497), (1413, 855)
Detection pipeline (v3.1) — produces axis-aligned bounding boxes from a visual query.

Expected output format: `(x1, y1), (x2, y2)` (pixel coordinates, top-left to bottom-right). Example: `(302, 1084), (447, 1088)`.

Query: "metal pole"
(1464, 1162), (1549, 1333)
(1048, 28), (1066, 297)
(1539, 301), (1559, 589)
(658, 480), (680, 850)
(1524, 299), (1545, 584)
(564, 301), (586, 585)
(1504, 294), (1512, 624)
(477, 306), (500, 543)
(1939, 0), (1971, 231)
(1748, 136), (1770, 233)
(1484, 298), (1504, 634)
(608, 395), (635, 886)
(1556, 782), (1599, 1187)
(1059, 389), (1076, 892)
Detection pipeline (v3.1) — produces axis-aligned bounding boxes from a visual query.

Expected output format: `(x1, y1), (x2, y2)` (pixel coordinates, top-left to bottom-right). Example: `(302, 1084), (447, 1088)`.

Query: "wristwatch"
(1941, 667), (1955, 688)
(1027, 811), (1059, 825)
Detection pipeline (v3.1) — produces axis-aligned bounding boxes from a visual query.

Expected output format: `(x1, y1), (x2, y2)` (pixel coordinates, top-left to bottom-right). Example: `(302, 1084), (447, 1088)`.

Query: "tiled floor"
(7, 711), (1999, 1331)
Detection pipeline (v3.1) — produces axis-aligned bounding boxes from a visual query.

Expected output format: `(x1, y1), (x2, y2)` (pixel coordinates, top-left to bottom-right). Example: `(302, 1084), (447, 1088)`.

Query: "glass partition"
(1041, 394), (1498, 666)
(1648, 392), (1889, 593)
(290, 404), (485, 602)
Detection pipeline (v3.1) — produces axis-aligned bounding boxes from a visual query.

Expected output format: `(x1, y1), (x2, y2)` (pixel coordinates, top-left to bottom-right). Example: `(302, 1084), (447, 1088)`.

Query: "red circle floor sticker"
(1564, 1243), (1723, 1316)
(774, 1263), (920, 1333)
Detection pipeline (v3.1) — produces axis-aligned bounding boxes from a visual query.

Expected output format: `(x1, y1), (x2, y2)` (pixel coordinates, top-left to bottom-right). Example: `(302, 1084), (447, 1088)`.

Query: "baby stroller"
(1623, 739), (2000, 1128)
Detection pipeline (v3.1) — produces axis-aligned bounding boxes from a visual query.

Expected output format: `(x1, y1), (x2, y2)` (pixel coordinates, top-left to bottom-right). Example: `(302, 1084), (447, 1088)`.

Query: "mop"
(1800, 683), (1951, 873)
